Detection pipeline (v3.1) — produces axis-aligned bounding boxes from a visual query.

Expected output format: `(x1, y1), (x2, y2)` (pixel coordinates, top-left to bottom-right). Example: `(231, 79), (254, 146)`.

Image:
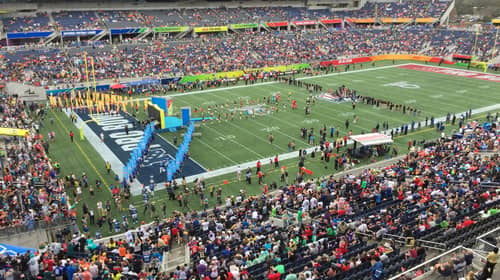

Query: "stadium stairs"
(439, 0), (455, 25)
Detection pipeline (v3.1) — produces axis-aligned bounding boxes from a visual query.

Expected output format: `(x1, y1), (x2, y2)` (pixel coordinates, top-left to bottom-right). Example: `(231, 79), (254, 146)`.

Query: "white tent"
(349, 133), (393, 146)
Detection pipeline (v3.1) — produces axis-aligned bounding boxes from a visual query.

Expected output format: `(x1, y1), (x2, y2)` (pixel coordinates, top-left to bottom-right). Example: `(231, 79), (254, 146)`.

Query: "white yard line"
(182, 104), (500, 183)
(196, 138), (239, 165)
(202, 125), (266, 158)
(173, 96), (289, 153)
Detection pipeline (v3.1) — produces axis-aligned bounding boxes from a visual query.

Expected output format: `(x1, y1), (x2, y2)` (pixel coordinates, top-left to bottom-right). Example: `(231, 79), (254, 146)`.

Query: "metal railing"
(389, 245), (485, 280)
(161, 251), (169, 272)
(474, 226), (500, 255)
(0, 216), (74, 237)
(356, 232), (447, 251)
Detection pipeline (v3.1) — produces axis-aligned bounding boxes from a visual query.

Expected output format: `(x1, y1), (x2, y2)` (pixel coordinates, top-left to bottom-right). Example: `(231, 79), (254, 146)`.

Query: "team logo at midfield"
(316, 93), (351, 103)
(230, 105), (268, 115)
(383, 81), (420, 89)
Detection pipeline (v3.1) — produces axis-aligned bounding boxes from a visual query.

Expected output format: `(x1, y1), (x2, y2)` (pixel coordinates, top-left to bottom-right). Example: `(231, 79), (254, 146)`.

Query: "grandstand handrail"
(475, 225), (500, 241)
(415, 239), (447, 248)
(160, 251), (168, 272)
(389, 245), (465, 280)
(358, 231), (447, 251)
(0, 216), (75, 237)
(93, 229), (139, 244)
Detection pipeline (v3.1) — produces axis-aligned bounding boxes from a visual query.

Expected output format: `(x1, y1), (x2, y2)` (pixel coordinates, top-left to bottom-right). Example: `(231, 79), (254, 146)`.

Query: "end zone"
(398, 64), (500, 82)
(76, 111), (206, 194)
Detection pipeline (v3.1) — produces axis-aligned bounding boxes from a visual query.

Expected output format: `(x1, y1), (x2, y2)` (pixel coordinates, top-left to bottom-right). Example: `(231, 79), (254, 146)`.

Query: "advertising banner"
(452, 54), (472, 60)
(293, 20), (316, 25)
(160, 77), (182, 85)
(230, 23), (258, 29)
(320, 19), (342, 24)
(153, 26), (189, 33)
(0, 127), (29, 137)
(62, 30), (103, 37)
(6, 31), (53, 39)
(416, 18), (437, 23)
(395, 18), (412, 23)
(380, 18), (411, 24)
(46, 84), (110, 96)
(110, 28), (148, 35)
(0, 243), (35, 256)
(346, 18), (375, 23)
(246, 63), (310, 73)
(320, 57), (372, 66)
(266, 22), (288, 27)
(180, 70), (244, 83)
(193, 26), (228, 33)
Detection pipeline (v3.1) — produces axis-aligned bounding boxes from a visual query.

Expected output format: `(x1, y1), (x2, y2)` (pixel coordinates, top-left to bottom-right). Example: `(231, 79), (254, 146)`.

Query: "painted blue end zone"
(76, 111), (206, 186)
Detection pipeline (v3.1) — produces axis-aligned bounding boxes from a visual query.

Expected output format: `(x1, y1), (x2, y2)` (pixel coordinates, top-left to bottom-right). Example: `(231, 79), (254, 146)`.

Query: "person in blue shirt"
(371, 257), (384, 280)
(64, 262), (77, 280)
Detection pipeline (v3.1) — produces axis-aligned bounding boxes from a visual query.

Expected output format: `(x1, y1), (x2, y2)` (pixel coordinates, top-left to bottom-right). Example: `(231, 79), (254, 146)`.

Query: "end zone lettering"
(398, 64), (500, 82)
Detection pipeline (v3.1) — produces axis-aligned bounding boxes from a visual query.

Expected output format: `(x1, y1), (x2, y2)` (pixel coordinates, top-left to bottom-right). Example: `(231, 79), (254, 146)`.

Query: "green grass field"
(40, 61), (500, 237)
(160, 62), (500, 169)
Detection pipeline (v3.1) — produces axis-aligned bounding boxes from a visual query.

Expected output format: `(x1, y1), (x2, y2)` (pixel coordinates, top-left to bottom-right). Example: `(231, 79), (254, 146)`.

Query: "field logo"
(260, 127), (280, 132)
(316, 93), (351, 103)
(302, 118), (319, 124)
(340, 112), (355, 117)
(233, 105), (268, 116)
(383, 81), (420, 89)
(142, 146), (174, 167)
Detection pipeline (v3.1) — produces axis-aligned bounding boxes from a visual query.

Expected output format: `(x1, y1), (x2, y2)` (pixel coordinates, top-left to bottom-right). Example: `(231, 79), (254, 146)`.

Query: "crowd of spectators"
(98, 11), (150, 29)
(425, 28), (497, 59)
(2, 12), (54, 32)
(0, 97), (73, 232)
(0, 113), (497, 279)
(336, 1), (451, 19)
(1, 26), (497, 87)
(52, 11), (103, 30)
(2, 1), (453, 34)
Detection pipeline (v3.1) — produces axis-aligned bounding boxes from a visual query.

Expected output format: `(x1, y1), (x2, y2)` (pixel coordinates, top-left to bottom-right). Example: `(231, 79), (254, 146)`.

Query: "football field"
(41, 61), (500, 236)
(160, 63), (500, 170)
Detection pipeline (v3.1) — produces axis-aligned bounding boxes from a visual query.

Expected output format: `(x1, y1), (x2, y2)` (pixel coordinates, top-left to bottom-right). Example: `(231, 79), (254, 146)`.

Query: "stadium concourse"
(0, 0), (499, 280)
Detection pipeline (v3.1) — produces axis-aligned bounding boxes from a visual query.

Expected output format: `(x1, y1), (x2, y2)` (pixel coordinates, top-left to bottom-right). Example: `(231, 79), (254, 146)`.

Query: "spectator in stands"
(483, 247), (498, 279)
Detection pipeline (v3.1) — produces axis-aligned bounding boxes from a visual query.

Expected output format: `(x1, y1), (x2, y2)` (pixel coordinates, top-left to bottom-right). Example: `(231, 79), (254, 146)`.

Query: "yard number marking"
(215, 135), (236, 141)
(383, 81), (420, 89)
